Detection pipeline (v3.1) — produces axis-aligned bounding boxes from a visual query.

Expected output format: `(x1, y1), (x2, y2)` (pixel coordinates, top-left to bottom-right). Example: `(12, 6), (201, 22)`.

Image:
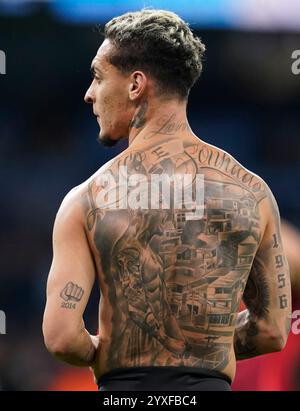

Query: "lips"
(93, 110), (100, 123)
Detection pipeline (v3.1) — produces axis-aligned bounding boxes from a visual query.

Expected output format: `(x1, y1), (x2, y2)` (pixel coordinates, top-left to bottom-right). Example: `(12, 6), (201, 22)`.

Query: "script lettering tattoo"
(152, 146), (170, 160)
(195, 145), (267, 201)
(83, 141), (263, 373)
(145, 113), (189, 140)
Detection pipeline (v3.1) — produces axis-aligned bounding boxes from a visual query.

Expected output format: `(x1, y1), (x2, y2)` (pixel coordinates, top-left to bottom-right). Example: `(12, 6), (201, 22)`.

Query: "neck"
(128, 98), (192, 147)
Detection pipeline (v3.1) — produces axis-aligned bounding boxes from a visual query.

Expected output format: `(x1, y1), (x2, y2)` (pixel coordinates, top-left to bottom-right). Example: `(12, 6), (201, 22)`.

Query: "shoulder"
(198, 144), (280, 241)
(194, 141), (271, 203)
(56, 155), (127, 229)
(54, 158), (113, 219)
(211, 143), (282, 227)
(190, 140), (281, 229)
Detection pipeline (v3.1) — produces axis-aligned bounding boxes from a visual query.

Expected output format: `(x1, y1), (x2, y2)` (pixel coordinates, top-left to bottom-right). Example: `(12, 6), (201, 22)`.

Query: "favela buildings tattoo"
(82, 139), (266, 373)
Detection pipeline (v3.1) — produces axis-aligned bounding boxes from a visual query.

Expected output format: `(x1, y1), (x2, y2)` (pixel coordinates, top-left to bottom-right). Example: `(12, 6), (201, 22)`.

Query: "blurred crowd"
(0, 7), (300, 390)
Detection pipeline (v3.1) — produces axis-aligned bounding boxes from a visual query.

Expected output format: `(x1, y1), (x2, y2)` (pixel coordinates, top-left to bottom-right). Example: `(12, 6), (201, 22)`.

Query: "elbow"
(267, 314), (290, 352)
(42, 323), (76, 357)
(262, 325), (288, 353)
(267, 334), (286, 353)
(44, 336), (73, 358)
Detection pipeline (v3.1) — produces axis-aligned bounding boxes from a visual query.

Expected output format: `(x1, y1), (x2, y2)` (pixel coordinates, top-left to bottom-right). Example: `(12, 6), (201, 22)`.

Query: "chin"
(97, 130), (118, 147)
(97, 130), (127, 147)
(98, 135), (118, 147)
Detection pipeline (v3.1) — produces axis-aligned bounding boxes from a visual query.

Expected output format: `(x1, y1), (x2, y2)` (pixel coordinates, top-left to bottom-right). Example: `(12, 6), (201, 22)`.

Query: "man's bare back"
(71, 136), (286, 383)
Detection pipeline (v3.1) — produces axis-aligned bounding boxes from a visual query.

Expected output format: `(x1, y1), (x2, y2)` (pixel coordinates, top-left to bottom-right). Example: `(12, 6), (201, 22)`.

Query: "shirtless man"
(42, 9), (292, 391)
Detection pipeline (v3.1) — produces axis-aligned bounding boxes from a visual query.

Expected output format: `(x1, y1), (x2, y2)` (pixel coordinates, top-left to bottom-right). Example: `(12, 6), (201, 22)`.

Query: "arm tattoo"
(234, 215), (291, 358)
(234, 310), (261, 360)
(233, 253), (270, 360)
(272, 234), (279, 248)
(60, 281), (84, 309)
(242, 252), (270, 318)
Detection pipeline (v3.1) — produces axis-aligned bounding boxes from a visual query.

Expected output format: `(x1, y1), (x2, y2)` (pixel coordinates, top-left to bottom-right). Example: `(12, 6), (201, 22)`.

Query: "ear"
(128, 71), (147, 101)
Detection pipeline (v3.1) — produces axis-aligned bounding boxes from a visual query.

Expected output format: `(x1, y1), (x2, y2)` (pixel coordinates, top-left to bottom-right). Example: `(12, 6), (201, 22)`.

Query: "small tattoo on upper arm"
(277, 273), (286, 289)
(272, 234), (279, 248)
(279, 294), (288, 309)
(60, 282), (84, 309)
(61, 301), (76, 309)
(275, 255), (284, 268)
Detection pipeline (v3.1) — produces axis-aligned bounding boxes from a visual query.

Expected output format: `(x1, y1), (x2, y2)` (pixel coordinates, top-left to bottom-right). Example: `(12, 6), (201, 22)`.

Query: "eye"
(91, 71), (102, 84)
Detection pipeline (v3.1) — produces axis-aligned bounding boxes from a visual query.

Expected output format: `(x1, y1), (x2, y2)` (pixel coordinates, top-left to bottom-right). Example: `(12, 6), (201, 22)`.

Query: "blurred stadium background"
(0, 0), (300, 390)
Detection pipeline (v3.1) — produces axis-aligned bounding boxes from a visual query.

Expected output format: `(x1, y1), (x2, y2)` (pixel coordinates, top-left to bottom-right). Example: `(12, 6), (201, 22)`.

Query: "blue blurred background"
(0, 0), (300, 390)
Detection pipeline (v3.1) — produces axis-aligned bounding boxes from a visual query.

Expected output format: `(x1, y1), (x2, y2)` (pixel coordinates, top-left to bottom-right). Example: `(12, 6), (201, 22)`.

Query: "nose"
(84, 83), (94, 104)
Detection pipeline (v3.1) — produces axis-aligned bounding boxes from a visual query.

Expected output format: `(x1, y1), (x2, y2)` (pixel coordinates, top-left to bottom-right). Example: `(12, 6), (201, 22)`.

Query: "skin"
(84, 40), (191, 147)
(281, 220), (300, 297)
(42, 39), (292, 385)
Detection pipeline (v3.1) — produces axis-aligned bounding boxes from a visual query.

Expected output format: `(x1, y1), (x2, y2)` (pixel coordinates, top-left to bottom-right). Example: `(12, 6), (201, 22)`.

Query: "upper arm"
(43, 188), (96, 343)
(243, 184), (291, 332)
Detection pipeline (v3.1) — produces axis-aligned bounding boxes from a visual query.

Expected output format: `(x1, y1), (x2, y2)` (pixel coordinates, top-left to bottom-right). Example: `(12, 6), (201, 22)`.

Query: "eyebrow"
(90, 64), (103, 76)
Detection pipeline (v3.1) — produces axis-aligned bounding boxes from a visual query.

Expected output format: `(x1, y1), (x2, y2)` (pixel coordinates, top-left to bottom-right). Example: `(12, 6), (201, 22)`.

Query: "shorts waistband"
(97, 366), (232, 388)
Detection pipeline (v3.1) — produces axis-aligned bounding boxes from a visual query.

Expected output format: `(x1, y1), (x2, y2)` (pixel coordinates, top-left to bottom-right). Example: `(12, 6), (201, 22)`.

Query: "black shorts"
(98, 366), (232, 391)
